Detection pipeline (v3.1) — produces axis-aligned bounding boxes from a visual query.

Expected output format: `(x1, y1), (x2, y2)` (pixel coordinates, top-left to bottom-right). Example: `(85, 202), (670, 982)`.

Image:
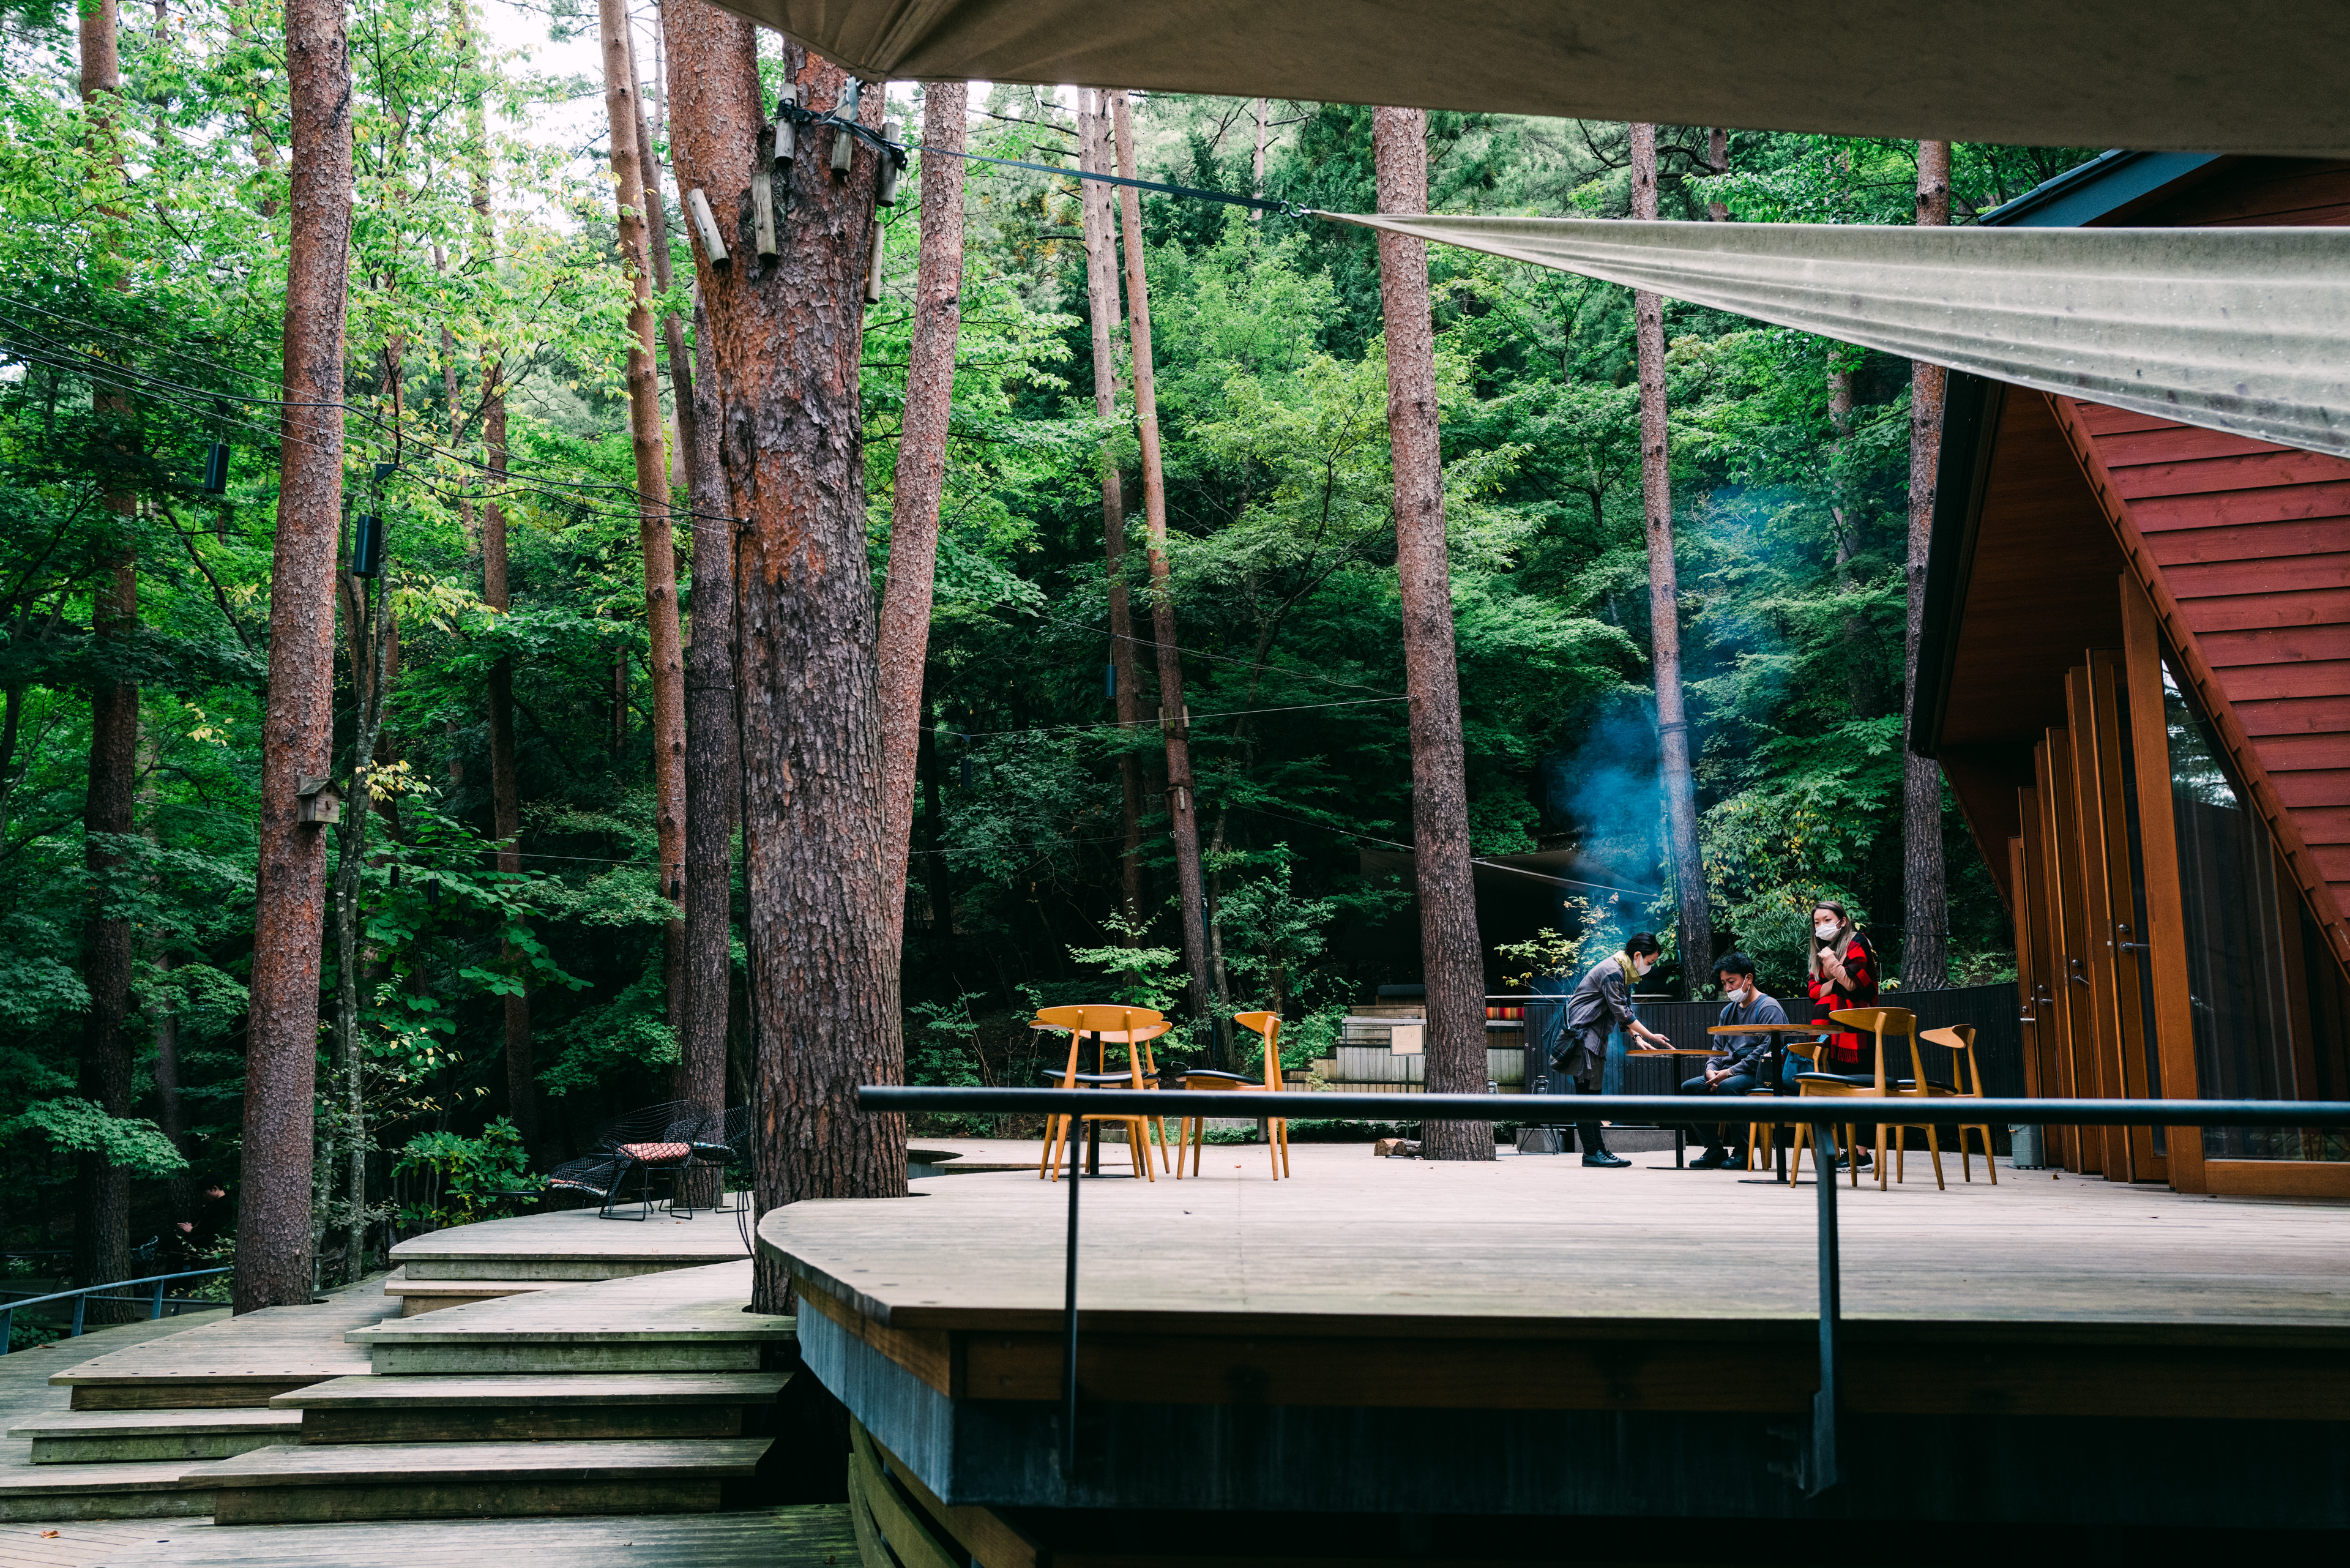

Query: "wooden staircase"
(7, 1255), (799, 1528)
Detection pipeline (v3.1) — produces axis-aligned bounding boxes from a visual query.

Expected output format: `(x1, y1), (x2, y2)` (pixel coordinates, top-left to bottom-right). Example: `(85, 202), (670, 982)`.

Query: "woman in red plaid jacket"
(1805, 900), (1879, 1072)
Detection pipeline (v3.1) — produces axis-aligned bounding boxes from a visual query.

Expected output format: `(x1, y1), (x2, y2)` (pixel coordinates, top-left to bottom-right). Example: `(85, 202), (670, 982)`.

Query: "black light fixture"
(201, 442), (231, 495)
(350, 513), (386, 577)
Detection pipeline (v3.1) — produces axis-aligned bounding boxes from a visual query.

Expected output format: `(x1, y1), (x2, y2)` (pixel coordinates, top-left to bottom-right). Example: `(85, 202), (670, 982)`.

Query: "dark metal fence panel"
(1523, 984), (2023, 1099)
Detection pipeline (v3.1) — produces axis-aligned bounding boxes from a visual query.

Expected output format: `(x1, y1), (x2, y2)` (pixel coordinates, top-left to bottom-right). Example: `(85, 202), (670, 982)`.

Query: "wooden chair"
(1034, 1005), (1163, 1182)
(1231, 1012), (1294, 1179)
(1911, 1025), (1998, 1184)
(1785, 1009), (1917, 1190)
(1174, 1072), (1253, 1177)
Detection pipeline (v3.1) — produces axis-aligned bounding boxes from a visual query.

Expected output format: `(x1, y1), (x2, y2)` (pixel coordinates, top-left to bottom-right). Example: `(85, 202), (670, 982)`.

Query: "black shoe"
(1691, 1149), (1731, 1169)
(1583, 1150), (1632, 1168)
(1835, 1151), (1873, 1169)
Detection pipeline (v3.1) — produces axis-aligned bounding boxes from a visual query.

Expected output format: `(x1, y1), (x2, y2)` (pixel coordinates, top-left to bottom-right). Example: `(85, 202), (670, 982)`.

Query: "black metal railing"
(0, 1266), (232, 1355)
(854, 1087), (2350, 1499)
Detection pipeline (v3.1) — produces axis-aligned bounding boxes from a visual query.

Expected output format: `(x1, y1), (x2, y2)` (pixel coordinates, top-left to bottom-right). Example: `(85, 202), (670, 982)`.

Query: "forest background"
(0, 0), (2092, 1296)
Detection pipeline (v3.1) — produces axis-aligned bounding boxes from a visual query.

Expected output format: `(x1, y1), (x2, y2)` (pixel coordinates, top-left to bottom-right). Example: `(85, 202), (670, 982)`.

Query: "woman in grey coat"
(1558, 933), (1674, 1166)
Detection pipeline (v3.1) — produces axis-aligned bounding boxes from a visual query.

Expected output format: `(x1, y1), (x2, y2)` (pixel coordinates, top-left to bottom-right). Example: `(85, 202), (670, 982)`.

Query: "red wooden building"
(1913, 152), (2350, 1197)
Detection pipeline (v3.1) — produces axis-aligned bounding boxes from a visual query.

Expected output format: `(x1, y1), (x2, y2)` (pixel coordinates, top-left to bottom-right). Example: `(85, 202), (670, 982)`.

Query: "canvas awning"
(1318, 215), (2350, 459)
(711, 0), (2350, 157)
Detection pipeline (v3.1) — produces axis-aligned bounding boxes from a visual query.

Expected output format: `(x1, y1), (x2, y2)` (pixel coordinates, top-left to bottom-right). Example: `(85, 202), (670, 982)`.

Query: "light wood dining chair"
(1785, 1009), (1917, 1190)
(1233, 1012), (1293, 1179)
(1912, 1024), (1998, 1184)
(1033, 1004), (1163, 1182)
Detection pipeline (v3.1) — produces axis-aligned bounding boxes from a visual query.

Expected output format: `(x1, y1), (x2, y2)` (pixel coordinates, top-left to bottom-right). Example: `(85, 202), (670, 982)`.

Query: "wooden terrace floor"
(769, 1140), (2350, 1419)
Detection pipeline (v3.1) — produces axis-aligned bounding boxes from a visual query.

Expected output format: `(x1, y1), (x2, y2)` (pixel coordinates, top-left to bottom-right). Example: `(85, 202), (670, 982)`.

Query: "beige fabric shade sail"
(712, 0), (2350, 157)
(1319, 215), (2350, 459)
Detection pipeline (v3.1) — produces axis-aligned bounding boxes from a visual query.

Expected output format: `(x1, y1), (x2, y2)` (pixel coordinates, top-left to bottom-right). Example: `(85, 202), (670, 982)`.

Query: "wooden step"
(382, 1267), (555, 1316)
(391, 1206), (749, 1282)
(49, 1293), (387, 1410)
(25, 1503), (857, 1566)
(348, 1260), (791, 1375)
(8, 1406), (301, 1463)
(0, 1458), (220, 1521)
(274, 1372), (791, 1443)
(194, 1437), (772, 1524)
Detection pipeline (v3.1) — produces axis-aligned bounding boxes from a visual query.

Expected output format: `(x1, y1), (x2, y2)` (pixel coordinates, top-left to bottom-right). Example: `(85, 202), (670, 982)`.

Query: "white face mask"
(1725, 985), (1749, 1005)
(1633, 957), (1654, 977)
(1814, 920), (1839, 942)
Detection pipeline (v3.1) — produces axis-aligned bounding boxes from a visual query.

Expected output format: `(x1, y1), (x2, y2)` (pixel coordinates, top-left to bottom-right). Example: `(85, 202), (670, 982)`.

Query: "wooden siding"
(2054, 397), (2350, 946)
(2106, 157), (2350, 228)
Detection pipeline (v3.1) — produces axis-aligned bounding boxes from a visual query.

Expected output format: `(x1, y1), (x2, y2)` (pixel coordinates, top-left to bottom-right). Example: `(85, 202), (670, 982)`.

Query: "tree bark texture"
(597, 0), (688, 1031)
(1080, 90), (1144, 928)
(678, 293), (736, 1121)
(666, 10), (906, 1314)
(76, 555), (136, 1316)
(74, 0), (136, 1318)
(633, 21), (703, 504)
(478, 373), (535, 1148)
(1706, 127), (1729, 222)
(1902, 140), (1953, 990)
(239, 0), (351, 1313)
(875, 80), (966, 957)
(328, 578), (392, 1286)
(1372, 106), (1489, 1161)
(1630, 122), (1712, 991)
(1111, 91), (1217, 1062)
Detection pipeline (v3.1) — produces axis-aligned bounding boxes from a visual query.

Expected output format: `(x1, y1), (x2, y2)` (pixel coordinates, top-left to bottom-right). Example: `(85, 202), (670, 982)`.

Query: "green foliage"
(0, 1098), (188, 1178)
(1067, 914), (1188, 1014)
(392, 1119), (539, 1233)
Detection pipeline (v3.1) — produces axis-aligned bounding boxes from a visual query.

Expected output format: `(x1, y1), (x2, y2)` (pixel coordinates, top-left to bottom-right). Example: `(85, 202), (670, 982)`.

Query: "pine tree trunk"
(1372, 106), (1489, 1161)
(76, 556), (137, 1318)
(73, 0), (138, 1320)
(1111, 91), (1217, 1062)
(1630, 122), (1712, 991)
(329, 577), (392, 1287)
(1251, 97), (1268, 215)
(1827, 356), (1873, 714)
(633, 22), (703, 502)
(876, 81), (967, 955)
(151, 954), (194, 1254)
(1079, 90), (1143, 927)
(597, 0), (687, 1032)
(237, 0), (351, 1315)
(677, 293), (736, 1129)
(1706, 128), (1729, 222)
(480, 366), (534, 1149)
(1901, 140), (1953, 991)
(916, 686), (952, 933)
(667, 14), (906, 1313)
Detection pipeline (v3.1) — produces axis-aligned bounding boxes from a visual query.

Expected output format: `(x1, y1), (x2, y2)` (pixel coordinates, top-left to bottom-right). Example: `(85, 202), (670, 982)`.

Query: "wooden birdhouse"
(296, 775), (341, 826)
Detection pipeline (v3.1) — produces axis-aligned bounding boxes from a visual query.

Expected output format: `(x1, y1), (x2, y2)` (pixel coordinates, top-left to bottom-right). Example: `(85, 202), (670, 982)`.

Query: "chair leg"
(1927, 1125), (1945, 1190)
(1786, 1123), (1808, 1187)
(1980, 1126), (1998, 1184)
(1040, 1114), (1061, 1181)
(1130, 1120), (1152, 1181)
(1875, 1123), (1889, 1192)
(1277, 1118), (1291, 1179)
(1895, 1126), (1906, 1185)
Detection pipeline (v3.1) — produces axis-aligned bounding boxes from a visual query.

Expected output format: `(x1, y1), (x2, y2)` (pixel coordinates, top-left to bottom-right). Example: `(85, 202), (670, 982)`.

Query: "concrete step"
(193, 1437), (772, 1524)
(0, 1457), (220, 1521)
(382, 1267), (555, 1317)
(274, 1372), (791, 1443)
(7, 1406), (302, 1464)
(348, 1260), (791, 1376)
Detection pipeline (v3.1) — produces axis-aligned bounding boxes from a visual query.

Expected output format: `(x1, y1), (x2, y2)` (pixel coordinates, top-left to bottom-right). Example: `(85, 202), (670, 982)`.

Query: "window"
(2163, 662), (2349, 1160)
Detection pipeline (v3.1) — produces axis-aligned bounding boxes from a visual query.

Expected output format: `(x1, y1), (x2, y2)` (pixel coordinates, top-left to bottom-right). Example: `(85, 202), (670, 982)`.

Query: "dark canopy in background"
(712, 0), (2350, 157)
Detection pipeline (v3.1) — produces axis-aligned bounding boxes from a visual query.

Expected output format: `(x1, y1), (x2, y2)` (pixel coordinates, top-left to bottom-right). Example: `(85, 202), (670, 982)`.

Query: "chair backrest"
(1920, 1025), (1983, 1096)
(1827, 1007), (1918, 1095)
(1034, 1005), (1162, 1089)
(1234, 1011), (1282, 1091)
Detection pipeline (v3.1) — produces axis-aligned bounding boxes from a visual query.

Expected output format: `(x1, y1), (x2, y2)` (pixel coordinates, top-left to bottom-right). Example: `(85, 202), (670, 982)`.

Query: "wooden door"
(2034, 733), (2096, 1173)
(2078, 655), (2167, 1182)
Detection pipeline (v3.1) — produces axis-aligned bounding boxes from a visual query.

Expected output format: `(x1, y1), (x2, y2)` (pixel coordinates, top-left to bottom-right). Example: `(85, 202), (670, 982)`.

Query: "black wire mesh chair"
(545, 1152), (629, 1211)
(684, 1106), (750, 1215)
(579, 1101), (707, 1220)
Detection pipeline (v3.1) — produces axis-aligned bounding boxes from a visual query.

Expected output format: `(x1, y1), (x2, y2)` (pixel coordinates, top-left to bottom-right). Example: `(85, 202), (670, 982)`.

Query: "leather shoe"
(1690, 1149), (1732, 1169)
(1582, 1150), (1632, 1168)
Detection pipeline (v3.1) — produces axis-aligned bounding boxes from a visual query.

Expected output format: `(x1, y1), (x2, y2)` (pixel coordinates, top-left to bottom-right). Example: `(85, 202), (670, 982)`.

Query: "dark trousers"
(1553, 1028), (1611, 1153)
(1678, 1071), (1758, 1152)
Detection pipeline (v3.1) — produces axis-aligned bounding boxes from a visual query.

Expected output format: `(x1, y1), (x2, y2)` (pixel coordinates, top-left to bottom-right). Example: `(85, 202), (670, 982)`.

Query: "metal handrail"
(0, 1266), (231, 1356)
(854, 1088), (2350, 1501)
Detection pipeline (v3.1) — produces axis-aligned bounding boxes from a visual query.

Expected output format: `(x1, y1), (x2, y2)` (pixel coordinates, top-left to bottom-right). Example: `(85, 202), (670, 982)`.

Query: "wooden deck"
(768, 1140), (2350, 1418)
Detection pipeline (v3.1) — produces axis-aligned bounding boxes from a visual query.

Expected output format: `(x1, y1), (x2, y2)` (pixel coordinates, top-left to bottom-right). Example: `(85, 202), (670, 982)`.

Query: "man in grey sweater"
(1559, 933), (1673, 1167)
(1680, 950), (1788, 1168)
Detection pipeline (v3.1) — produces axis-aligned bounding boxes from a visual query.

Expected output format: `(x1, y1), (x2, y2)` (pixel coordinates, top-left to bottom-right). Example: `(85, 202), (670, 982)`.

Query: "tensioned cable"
(1229, 800), (1659, 901)
(923, 694), (1406, 742)
(1020, 607), (1405, 700)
